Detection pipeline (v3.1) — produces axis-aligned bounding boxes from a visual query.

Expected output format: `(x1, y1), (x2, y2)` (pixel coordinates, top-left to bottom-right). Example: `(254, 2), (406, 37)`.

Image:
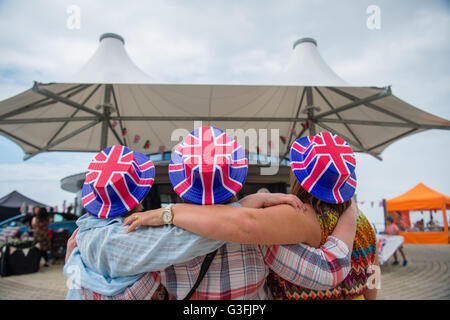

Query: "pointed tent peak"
(275, 36), (348, 86)
(293, 37), (317, 49)
(99, 33), (125, 44)
(408, 182), (450, 199)
(386, 182), (450, 211)
(65, 32), (156, 84)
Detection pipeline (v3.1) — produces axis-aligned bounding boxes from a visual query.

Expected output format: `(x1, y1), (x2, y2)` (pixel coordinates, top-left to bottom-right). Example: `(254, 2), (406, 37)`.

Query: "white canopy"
(276, 37), (348, 86)
(0, 34), (448, 161)
(67, 33), (154, 84)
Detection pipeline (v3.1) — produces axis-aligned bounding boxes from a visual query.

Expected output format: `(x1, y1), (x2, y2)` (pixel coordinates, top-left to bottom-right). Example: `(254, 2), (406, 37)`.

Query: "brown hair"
(290, 171), (351, 217)
(122, 202), (145, 218)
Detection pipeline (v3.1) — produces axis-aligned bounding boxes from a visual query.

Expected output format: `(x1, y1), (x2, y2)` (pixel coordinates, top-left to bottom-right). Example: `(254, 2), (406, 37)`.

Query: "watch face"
(163, 211), (172, 223)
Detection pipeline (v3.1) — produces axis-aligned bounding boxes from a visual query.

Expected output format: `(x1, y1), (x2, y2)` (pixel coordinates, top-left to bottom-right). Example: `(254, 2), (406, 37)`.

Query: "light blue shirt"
(63, 212), (226, 299)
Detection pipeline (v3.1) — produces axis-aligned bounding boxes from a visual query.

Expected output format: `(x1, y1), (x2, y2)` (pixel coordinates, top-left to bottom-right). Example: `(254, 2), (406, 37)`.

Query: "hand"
(262, 193), (306, 210)
(65, 227), (79, 263)
(123, 208), (166, 233)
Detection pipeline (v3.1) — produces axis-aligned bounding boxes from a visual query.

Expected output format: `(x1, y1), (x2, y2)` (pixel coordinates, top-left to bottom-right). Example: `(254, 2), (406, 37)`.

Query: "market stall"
(386, 183), (450, 244)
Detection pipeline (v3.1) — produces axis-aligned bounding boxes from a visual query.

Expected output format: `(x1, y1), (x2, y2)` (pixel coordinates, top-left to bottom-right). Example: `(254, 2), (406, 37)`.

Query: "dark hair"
(289, 171), (351, 216)
(37, 207), (50, 222)
(386, 216), (394, 223)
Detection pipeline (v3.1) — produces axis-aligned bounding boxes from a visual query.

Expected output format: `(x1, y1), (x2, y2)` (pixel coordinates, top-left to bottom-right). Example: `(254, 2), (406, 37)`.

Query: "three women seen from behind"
(125, 131), (379, 300)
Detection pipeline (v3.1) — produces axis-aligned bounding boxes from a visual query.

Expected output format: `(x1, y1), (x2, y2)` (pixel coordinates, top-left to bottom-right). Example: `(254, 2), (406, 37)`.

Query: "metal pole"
(382, 198), (388, 231)
(100, 84), (113, 150)
(306, 87), (316, 135)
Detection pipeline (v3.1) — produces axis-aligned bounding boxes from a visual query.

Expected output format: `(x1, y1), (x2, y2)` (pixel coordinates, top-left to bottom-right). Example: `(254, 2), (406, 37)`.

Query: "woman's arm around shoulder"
(125, 202), (322, 247)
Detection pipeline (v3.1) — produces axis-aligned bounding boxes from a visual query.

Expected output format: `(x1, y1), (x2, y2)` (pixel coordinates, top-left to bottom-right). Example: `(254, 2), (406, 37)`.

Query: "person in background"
(385, 216), (408, 266)
(24, 206), (40, 227)
(31, 207), (51, 267)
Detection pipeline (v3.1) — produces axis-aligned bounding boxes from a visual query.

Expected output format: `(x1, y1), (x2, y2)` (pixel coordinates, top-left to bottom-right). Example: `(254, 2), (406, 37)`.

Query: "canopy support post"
(283, 87), (306, 162)
(442, 205), (448, 235)
(100, 84), (113, 150)
(305, 87), (317, 136)
(382, 199), (388, 231)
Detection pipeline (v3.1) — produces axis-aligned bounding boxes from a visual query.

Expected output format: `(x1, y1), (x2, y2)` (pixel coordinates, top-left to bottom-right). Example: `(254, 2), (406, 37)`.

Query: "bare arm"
(31, 217), (38, 229)
(238, 193), (305, 210)
(124, 198), (358, 251)
(327, 200), (358, 250)
(125, 202), (322, 247)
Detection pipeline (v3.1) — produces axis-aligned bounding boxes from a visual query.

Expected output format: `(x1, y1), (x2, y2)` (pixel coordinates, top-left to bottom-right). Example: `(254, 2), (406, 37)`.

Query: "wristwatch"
(161, 204), (174, 224)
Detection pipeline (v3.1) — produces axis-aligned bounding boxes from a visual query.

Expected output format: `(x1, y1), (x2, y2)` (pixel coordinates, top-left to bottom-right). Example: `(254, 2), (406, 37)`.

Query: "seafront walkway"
(0, 244), (449, 300)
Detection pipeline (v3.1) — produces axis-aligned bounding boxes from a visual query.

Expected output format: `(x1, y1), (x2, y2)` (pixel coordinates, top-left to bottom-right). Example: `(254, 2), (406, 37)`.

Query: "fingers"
(285, 194), (304, 209)
(126, 220), (141, 233)
(123, 215), (131, 226)
(123, 214), (139, 226)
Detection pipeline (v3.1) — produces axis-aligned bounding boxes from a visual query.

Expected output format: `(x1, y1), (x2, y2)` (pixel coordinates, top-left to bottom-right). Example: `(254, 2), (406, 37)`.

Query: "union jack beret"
(82, 145), (155, 219)
(169, 126), (248, 205)
(290, 132), (357, 204)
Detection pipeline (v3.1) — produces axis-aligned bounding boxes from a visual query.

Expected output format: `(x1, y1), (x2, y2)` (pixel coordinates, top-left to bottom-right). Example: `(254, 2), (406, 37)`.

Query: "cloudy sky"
(0, 0), (449, 229)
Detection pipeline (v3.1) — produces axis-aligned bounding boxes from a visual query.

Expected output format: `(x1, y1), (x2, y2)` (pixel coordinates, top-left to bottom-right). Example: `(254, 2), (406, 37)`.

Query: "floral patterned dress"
(34, 219), (50, 251)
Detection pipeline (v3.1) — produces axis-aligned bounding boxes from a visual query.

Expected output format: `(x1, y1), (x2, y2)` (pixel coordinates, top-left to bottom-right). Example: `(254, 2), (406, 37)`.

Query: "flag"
(280, 136), (287, 144)
(144, 140), (151, 149)
(111, 121), (118, 128)
(122, 128), (127, 136)
(158, 145), (165, 154)
(133, 134), (141, 144)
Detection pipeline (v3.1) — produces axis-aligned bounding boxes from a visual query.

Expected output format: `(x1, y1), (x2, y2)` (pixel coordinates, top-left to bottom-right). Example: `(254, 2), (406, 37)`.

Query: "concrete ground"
(377, 244), (450, 300)
(0, 244), (449, 300)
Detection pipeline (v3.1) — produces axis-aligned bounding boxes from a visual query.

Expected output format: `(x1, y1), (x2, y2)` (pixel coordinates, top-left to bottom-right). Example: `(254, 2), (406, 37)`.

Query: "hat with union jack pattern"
(169, 126), (248, 205)
(290, 132), (357, 204)
(82, 145), (155, 219)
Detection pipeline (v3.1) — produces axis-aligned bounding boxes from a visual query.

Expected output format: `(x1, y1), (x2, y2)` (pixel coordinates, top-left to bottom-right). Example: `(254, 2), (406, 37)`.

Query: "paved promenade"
(0, 244), (449, 300)
(377, 244), (450, 300)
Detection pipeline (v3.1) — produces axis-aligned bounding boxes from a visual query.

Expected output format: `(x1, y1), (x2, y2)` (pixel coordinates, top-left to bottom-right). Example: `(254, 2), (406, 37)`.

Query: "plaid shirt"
(81, 236), (350, 300)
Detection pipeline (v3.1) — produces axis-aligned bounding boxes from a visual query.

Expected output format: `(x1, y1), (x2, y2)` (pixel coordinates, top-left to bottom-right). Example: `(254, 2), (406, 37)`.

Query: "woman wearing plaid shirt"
(64, 128), (357, 300)
(65, 193), (356, 300)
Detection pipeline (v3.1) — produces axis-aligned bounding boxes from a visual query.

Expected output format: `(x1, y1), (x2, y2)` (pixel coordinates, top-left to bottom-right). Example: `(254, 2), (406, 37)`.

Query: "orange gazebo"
(386, 183), (450, 244)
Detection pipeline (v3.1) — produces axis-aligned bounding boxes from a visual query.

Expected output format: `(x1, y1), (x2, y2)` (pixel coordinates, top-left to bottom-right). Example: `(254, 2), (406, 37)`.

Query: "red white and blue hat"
(169, 126), (248, 205)
(82, 145), (155, 219)
(290, 132), (357, 204)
